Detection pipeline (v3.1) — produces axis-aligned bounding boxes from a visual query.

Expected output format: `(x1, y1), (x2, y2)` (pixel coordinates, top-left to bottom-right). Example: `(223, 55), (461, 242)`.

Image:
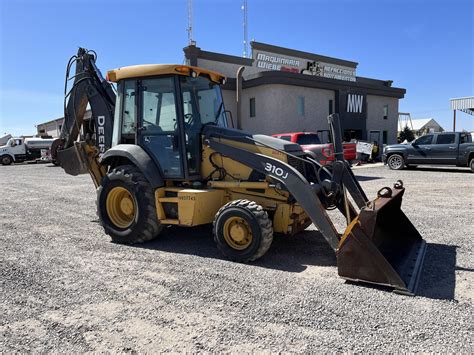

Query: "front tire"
(387, 154), (405, 170)
(470, 158), (474, 173)
(97, 165), (163, 244)
(213, 199), (273, 262)
(1, 155), (13, 165)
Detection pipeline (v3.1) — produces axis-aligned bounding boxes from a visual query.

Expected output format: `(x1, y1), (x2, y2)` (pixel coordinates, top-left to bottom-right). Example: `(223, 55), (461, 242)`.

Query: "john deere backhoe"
(52, 48), (426, 294)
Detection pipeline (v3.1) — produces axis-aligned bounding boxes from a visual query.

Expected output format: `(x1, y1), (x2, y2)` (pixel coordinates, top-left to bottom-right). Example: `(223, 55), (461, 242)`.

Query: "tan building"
(36, 110), (92, 138)
(185, 41), (406, 144)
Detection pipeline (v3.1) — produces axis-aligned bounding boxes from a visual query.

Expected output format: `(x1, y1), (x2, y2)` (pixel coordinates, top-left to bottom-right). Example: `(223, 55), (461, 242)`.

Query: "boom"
(52, 48), (116, 186)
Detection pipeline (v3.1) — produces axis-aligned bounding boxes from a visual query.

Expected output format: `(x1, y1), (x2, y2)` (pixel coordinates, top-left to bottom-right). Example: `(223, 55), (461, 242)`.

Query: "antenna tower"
(187, 0), (194, 45)
(242, 0), (248, 58)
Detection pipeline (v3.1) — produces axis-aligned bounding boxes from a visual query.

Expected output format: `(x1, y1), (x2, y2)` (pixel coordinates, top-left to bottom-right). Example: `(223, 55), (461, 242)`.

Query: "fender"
(100, 144), (164, 188)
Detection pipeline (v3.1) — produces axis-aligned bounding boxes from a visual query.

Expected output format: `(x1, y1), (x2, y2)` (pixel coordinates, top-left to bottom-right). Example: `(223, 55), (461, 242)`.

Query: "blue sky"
(0, 0), (472, 136)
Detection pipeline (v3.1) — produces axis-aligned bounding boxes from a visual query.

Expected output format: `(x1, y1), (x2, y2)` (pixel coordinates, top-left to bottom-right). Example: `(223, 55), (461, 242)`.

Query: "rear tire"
(470, 158), (474, 173)
(1, 155), (13, 165)
(387, 154), (405, 170)
(97, 165), (163, 244)
(213, 199), (273, 262)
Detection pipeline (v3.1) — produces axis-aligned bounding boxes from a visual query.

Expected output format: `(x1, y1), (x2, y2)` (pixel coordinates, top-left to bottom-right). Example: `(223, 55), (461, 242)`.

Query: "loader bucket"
(337, 185), (426, 295)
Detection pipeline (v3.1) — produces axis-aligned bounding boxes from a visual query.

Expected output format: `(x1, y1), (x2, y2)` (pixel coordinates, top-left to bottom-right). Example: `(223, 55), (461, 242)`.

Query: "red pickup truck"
(272, 132), (357, 164)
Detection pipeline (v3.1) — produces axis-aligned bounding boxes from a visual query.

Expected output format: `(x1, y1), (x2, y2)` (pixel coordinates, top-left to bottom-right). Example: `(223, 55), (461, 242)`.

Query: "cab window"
(296, 134), (321, 145)
(122, 80), (136, 135)
(435, 134), (455, 145)
(141, 78), (177, 132)
(414, 135), (433, 145)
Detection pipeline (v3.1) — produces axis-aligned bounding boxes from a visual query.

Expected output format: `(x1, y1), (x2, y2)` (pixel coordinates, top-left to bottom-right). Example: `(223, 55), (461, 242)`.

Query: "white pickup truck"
(0, 137), (55, 165)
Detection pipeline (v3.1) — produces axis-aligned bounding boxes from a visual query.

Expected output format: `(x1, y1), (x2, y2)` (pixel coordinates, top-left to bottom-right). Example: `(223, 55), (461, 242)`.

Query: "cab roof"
(106, 64), (225, 83)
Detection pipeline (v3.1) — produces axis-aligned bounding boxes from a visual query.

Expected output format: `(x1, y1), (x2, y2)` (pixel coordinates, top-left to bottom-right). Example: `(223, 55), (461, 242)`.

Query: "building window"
(297, 96), (305, 116)
(383, 105), (388, 119)
(383, 130), (388, 144)
(329, 100), (334, 115)
(250, 97), (256, 117)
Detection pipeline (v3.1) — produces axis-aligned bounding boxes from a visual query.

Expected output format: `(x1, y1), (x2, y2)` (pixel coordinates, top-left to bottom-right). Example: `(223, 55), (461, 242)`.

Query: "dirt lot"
(1, 163), (473, 352)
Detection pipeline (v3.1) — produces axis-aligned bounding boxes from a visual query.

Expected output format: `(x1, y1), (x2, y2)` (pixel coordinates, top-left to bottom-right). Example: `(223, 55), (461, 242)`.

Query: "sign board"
(347, 94), (364, 113)
(255, 52), (300, 73)
(253, 50), (357, 82)
(356, 141), (373, 155)
(301, 61), (356, 82)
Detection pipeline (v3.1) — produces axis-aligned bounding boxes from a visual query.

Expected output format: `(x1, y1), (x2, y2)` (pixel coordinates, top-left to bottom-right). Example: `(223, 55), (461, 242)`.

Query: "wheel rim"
(223, 216), (253, 250)
(106, 186), (137, 229)
(389, 156), (403, 169)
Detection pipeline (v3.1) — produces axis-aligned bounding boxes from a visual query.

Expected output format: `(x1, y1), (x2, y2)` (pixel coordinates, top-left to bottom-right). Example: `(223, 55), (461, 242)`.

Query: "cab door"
(409, 134), (434, 164)
(431, 133), (458, 164)
(138, 77), (184, 178)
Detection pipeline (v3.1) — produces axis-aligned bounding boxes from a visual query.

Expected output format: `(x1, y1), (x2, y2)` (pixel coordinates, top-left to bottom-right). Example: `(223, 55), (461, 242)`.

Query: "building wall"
(237, 84), (335, 135)
(196, 58), (244, 78)
(366, 95), (399, 144)
(221, 89), (237, 127)
(37, 119), (63, 138)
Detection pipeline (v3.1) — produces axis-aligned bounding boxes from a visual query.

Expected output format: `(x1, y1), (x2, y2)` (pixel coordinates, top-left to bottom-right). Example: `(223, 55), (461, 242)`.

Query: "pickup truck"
(272, 132), (357, 164)
(0, 137), (55, 165)
(383, 132), (474, 172)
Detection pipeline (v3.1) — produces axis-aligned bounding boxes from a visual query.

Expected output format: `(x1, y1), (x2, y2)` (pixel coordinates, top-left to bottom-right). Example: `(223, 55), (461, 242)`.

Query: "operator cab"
(108, 65), (228, 180)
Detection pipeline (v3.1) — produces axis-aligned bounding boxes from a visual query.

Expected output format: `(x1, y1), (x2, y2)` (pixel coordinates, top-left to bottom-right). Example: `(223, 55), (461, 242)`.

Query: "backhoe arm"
(52, 48), (116, 186)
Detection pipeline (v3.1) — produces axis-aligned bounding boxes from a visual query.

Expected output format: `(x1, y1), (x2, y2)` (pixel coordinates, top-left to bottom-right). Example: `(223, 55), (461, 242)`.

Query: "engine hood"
(202, 125), (303, 154)
(385, 143), (411, 150)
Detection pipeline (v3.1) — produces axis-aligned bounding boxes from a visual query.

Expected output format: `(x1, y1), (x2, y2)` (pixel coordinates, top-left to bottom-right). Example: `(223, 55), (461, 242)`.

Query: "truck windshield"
(180, 76), (227, 128)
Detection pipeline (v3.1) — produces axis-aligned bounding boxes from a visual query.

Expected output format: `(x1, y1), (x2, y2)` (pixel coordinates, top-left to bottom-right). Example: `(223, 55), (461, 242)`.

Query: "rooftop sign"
(253, 48), (357, 82)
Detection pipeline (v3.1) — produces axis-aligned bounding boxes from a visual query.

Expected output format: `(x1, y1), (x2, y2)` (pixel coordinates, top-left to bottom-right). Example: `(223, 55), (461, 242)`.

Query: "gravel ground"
(1, 163), (473, 352)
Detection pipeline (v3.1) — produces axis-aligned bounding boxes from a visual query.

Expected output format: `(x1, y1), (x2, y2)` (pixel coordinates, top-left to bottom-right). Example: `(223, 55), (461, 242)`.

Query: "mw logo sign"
(347, 94), (364, 113)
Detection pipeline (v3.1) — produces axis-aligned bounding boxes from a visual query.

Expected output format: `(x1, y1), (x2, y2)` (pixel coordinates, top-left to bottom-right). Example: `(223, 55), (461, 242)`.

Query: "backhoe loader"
(52, 48), (426, 294)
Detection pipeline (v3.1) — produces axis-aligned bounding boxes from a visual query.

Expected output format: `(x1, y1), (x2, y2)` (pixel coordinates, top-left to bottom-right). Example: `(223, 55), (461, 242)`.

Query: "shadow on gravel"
(134, 230), (463, 298)
(135, 226), (336, 273)
(417, 243), (458, 300)
(410, 167), (471, 174)
(355, 175), (384, 182)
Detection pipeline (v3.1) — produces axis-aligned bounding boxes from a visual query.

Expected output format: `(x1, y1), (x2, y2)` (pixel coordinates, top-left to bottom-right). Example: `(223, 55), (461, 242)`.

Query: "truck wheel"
(1, 155), (13, 165)
(213, 199), (273, 262)
(387, 154), (405, 170)
(470, 158), (474, 173)
(97, 165), (163, 244)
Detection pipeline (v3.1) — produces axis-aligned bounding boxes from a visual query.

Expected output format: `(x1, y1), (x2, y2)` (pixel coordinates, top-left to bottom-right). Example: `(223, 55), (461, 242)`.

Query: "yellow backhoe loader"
(52, 48), (426, 294)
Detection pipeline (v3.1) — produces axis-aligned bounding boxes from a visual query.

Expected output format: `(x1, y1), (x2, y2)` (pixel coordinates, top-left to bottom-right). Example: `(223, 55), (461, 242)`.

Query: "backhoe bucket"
(56, 142), (90, 176)
(337, 186), (426, 295)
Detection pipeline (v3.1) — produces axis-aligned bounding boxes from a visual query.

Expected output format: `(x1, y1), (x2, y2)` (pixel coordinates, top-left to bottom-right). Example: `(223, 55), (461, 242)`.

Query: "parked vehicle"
(0, 137), (55, 165)
(272, 132), (357, 164)
(383, 132), (474, 172)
